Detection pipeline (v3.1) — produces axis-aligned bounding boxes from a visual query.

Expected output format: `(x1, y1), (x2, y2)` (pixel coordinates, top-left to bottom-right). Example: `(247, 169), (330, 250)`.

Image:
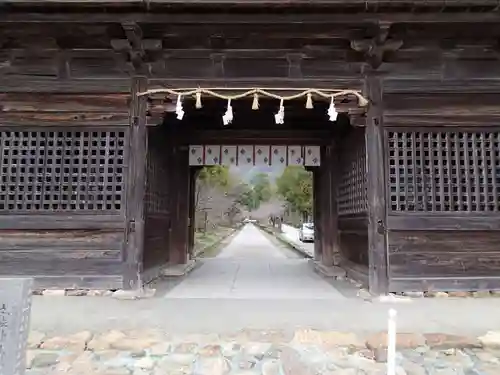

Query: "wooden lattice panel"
(387, 131), (500, 212)
(337, 130), (367, 216)
(0, 130), (126, 213)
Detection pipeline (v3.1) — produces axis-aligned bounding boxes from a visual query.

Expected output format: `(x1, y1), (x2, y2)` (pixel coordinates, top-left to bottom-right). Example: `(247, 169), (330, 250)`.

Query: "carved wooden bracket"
(110, 22), (161, 74)
(122, 22), (143, 50)
(350, 23), (403, 69)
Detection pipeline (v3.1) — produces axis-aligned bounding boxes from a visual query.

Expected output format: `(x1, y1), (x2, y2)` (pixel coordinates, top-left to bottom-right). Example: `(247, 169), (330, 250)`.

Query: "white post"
(387, 308), (397, 375)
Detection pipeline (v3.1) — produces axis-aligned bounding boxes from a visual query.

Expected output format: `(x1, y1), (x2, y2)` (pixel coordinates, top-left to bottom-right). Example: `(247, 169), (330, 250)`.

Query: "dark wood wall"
(0, 93), (130, 289)
(336, 127), (369, 285)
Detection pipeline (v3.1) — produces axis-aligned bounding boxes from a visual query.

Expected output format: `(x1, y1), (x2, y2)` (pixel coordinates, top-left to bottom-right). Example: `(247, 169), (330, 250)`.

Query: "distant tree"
(251, 197), (286, 221)
(250, 172), (272, 206)
(276, 166), (313, 220)
(197, 165), (230, 188)
(235, 183), (259, 211)
(195, 166), (244, 229)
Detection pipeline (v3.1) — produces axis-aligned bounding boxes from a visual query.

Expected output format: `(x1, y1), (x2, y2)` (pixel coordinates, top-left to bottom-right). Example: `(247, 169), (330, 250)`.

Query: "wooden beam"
(0, 48), (353, 66)
(3, 46), (499, 64)
(3, 76), (500, 95)
(384, 114), (500, 127)
(0, 77), (132, 93)
(184, 129), (335, 145)
(385, 92), (500, 110)
(0, 93), (130, 111)
(2, 12), (500, 25)
(2, 46), (499, 63)
(384, 79), (500, 93)
(1, 0), (499, 7)
(0, 112), (130, 126)
(124, 76), (148, 289)
(364, 70), (388, 295)
(148, 78), (364, 90)
(0, 92), (130, 126)
(0, 77), (363, 93)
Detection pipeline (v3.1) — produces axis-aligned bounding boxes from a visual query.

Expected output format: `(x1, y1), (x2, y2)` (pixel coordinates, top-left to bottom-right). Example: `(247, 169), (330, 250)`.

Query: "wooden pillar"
(124, 76), (148, 289)
(319, 144), (339, 267)
(178, 147), (191, 261)
(168, 145), (191, 264)
(313, 169), (322, 261)
(364, 72), (389, 295)
(187, 168), (197, 258)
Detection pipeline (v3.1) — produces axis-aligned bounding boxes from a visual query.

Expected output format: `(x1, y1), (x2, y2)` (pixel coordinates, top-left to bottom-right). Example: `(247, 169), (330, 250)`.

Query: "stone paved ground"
(26, 328), (500, 375)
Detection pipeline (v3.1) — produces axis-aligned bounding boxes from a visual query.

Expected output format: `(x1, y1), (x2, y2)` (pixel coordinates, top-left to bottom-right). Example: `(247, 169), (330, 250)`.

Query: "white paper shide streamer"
(175, 95), (184, 120)
(328, 96), (338, 121)
(387, 308), (397, 375)
(274, 99), (285, 124)
(164, 89), (359, 123)
(222, 99), (234, 125)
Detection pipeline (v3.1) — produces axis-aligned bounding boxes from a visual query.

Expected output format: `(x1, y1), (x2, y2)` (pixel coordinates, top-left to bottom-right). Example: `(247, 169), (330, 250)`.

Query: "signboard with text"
(0, 278), (33, 375)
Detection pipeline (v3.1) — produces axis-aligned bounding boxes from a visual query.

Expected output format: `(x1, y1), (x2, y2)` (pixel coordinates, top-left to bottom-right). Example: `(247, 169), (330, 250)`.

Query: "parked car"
(298, 222), (314, 242)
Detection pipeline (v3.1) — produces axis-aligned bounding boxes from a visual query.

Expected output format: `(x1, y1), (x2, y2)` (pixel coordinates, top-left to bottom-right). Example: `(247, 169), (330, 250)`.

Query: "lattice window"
(0, 130), (126, 213)
(387, 131), (500, 212)
(144, 130), (169, 215)
(337, 129), (368, 216)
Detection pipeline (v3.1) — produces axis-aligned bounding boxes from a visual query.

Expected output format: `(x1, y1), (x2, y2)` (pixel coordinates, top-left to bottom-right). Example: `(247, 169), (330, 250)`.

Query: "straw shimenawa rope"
(137, 87), (369, 107)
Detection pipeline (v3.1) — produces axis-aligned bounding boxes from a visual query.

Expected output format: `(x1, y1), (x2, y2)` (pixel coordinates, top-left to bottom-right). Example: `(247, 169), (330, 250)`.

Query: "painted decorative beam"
(188, 145), (321, 167)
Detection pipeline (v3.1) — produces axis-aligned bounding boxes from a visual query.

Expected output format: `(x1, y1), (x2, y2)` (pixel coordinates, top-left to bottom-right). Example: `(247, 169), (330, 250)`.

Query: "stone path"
(281, 223), (315, 258)
(217, 224), (291, 259)
(162, 224), (343, 300)
(26, 328), (500, 375)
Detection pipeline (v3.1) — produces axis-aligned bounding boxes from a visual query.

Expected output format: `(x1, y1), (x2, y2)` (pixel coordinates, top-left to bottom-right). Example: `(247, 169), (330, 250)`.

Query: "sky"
(230, 164), (285, 183)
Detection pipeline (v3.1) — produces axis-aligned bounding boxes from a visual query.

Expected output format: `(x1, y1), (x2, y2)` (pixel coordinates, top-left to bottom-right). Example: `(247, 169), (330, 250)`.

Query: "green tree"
(250, 172), (272, 204)
(276, 166), (313, 219)
(235, 183), (258, 211)
(197, 165), (230, 188)
(195, 166), (245, 230)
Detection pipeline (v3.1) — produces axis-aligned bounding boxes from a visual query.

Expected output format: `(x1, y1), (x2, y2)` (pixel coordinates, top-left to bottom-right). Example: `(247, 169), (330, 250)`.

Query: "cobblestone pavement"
(26, 329), (500, 375)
